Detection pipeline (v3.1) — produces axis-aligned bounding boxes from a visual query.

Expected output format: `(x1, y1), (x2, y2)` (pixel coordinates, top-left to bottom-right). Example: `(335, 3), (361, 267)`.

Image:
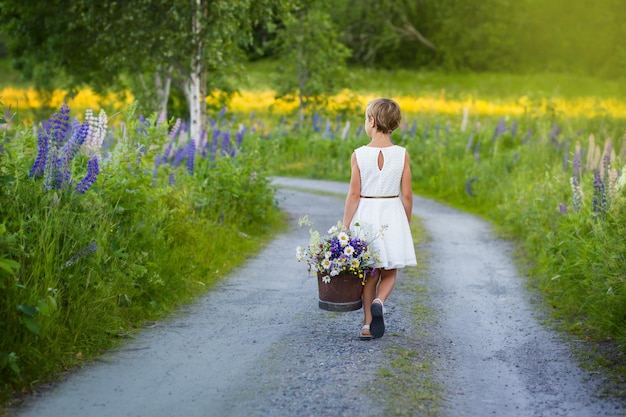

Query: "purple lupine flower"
(30, 128), (49, 177)
(465, 178), (478, 197)
(75, 157), (100, 193)
(168, 172), (175, 186)
(601, 140), (612, 182)
(592, 169), (606, 213)
(409, 120), (417, 138)
(198, 128), (207, 151)
(157, 111), (167, 126)
(549, 124), (561, 147)
(221, 131), (231, 155)
(169, 118), (182, 141)
(65, 240), (98, 267)
(186, 140), (195, 175)
(235, 126), (245, 147)
(558, 203), (568, 214)
(445, 122), (450, 137)
(322, 119), (332, 139)
(62, 121), (89, 163)
(466, 133), (474, 151)
(510, 120), (518, 138)
(50, 104), (71, 144)
(572, 147), (581, 183)
(422, 122), (429, 140)
(356, 125), (363, 137)
(312, 114), (320, 132)
(492, 118), (506, 141)
(218, 106), (227, 119)
(171, 147), (186, 167)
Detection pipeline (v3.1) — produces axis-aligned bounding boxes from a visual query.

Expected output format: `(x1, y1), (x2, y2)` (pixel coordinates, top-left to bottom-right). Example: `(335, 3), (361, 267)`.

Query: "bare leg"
(376, 269), (397, 303)
(361, 271), (380, 334)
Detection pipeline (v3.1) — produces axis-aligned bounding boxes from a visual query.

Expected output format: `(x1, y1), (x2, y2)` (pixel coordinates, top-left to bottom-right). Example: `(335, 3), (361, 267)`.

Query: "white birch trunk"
(154, 67), (172, 120)
(183, 0), (204, 146)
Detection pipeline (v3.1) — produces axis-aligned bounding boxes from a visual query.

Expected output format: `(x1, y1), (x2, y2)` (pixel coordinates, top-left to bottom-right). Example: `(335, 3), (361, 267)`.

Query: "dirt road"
(9, 178), (624, 417)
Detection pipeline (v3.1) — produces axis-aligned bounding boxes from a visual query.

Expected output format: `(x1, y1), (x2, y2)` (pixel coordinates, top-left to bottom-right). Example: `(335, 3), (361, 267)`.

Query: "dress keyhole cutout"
(377, 150), (384, 171)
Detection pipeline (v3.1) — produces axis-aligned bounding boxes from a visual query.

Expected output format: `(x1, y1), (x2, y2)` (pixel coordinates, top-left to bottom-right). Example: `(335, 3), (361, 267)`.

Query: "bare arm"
(401, 150), (413, 222)
(343, 152), (361, 227)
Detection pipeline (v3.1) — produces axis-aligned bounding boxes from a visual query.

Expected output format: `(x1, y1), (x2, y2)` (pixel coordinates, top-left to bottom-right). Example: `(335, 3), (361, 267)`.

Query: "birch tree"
(1, 0), (287, 142)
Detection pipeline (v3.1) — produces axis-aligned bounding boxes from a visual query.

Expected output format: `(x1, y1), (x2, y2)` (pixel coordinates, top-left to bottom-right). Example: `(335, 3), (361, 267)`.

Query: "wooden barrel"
(317, 271), (363, 311)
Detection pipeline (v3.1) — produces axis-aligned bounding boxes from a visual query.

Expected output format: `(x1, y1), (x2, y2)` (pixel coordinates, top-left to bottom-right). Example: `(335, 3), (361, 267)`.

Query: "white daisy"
(343, 245), (355, 256)
(338, 232), (349, 246)
(322, 275), (331, 284)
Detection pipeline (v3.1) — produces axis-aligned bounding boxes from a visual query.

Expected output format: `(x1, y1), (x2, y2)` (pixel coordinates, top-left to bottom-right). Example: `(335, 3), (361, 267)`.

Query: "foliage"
(0, 0), (292, 120)
(257, 106), (626, 354)
(0, 102), (282, 403)
(272, 0), (351, 125)
(296, 217), (379, 283)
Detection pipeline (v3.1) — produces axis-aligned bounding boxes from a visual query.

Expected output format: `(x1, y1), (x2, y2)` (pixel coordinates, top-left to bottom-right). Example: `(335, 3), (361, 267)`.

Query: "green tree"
(0, 0), (289, 140)
(331, 0), (436, 68)
(273, 0), (351, 126)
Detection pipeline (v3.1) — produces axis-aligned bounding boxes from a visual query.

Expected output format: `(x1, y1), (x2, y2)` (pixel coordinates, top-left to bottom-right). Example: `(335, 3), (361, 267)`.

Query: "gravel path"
(8, 177), (625, 417)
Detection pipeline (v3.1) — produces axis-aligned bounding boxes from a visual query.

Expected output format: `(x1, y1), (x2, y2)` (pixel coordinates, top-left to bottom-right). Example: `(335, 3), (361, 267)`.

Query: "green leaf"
(0, 258), (20, 275)
(17, 304), (37, 318)
(22, 317), (41, 335)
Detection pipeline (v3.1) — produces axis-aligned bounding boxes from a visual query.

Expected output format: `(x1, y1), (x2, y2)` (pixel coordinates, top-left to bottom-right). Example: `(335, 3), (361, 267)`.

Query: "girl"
(343, 98), (417, 339)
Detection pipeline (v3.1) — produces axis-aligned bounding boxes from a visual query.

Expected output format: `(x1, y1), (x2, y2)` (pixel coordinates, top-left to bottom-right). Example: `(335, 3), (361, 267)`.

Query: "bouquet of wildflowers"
(296, 216), (379, 284)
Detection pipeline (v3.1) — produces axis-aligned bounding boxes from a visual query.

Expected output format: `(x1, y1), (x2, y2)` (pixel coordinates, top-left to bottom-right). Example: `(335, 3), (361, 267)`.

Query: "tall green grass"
(0, 103), (284, 404)
(259, 109), (626, 357)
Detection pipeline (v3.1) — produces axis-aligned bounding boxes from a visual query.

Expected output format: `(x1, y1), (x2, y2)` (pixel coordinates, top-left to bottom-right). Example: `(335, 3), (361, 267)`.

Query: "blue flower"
(75, 157), (100, 194)
(30, 129), (49, 177)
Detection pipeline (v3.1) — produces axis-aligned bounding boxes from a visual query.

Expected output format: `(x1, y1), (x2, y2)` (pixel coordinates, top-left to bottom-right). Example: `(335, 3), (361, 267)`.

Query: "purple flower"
(51, 104), (71, 144)
(465, 178), (478, 197)
(592, 169), (606, 213)
(549, 124), (561, 147)
(322, 119), (332, 138)
(186, 140), (195, 175)
(572, 147), (581, 183)
(62, 121), (89, 162)
(221, 131), (231, 154)
(312, 114), (320, 132)
(169, 118), (182, 141)
(466, 133), (474, 151)
(510, 120), (518, 137)
(558, 203), (568, 214)
(492, 118), (506, 141)
(409, 120), (417, 138)
(75, 157), (100, 193)
(65, 240), (98, 267)
(171, 147), (186, 167)
(30, 128), (49, 177)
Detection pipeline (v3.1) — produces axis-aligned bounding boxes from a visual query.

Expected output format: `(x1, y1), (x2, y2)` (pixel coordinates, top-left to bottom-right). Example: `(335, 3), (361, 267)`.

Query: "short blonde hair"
(365, 98), (402, 134)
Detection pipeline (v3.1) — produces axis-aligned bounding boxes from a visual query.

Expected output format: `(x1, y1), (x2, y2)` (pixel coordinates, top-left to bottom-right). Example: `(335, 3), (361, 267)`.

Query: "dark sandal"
(370, 298), (385, 338)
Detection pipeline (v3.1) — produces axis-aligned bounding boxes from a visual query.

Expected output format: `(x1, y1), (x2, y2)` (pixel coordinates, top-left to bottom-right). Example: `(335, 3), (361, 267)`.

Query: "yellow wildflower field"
(3, 86), (626, 122)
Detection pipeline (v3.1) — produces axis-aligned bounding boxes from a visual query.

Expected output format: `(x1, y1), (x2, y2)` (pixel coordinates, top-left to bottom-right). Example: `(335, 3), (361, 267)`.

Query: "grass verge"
(369, 219), (444, 416)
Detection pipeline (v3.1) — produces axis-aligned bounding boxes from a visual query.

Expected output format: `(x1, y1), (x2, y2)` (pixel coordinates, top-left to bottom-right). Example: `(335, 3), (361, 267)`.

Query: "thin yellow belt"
(360, 195), (398, 199)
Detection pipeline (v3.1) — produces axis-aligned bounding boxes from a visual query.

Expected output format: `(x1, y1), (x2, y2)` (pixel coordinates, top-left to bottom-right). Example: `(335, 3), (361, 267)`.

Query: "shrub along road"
(8, 178), (624, 417)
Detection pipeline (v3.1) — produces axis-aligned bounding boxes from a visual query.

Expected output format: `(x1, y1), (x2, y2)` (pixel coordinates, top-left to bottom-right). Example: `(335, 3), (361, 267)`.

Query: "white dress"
(350, 145), (417, 270)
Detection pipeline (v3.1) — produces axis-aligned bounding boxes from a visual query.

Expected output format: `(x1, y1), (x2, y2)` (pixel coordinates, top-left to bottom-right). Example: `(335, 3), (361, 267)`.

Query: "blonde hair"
(365, 98), (402, 134)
